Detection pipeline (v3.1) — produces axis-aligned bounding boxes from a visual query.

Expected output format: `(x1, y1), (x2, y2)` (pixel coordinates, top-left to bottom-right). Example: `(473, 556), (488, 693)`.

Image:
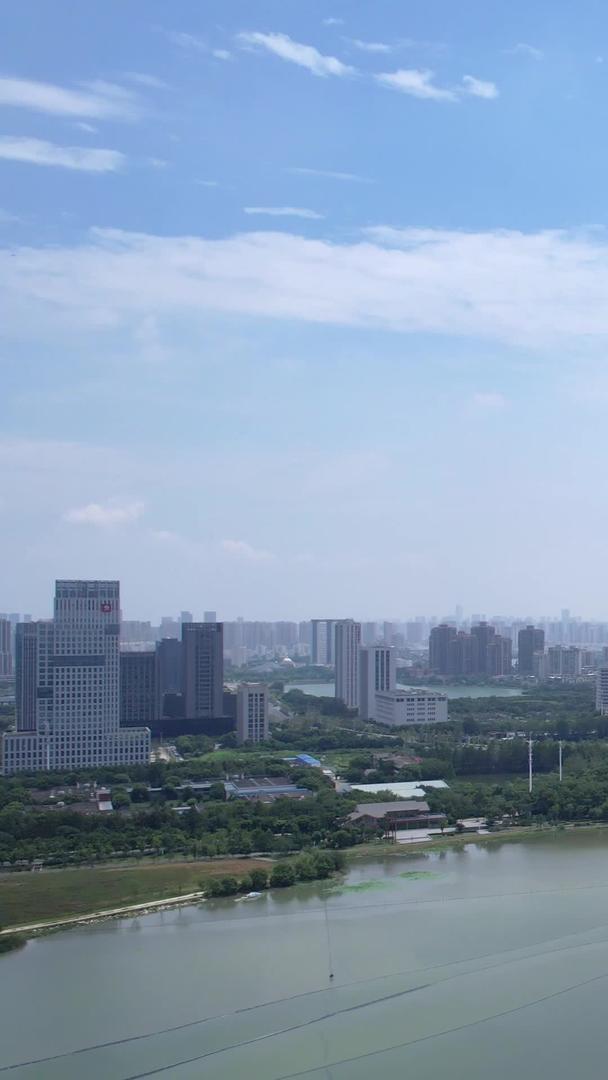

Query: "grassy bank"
(0, 857), (270, 930)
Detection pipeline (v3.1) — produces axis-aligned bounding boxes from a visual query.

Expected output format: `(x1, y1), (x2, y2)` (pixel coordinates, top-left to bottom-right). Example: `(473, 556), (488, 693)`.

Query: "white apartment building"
(335, 620), (361, 710)
(596, 668), (608, 715)
(358, 645), (396, 720)
(2, 581), (150, 774)
(375, 688), (448, 726)
(236, 682), (269, 744)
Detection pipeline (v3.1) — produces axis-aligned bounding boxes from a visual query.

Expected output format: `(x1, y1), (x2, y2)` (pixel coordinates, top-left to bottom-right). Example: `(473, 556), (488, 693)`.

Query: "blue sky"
(2, 0), (608, 621)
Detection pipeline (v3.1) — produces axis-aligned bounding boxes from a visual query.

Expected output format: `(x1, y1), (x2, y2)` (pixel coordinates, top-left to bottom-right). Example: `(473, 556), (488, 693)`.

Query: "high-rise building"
(358, 645), (396, 720)
(547, 645), (582, 677)
(1, 581), (150, 774)
(160, 616), (180, 639)
(236, 682), (269, 743)
(311, 619), (336, 666)
(180, 611), (193, 625)
(486, 634), (513, 676)
(447, 631), (478, 676)
(383, 621), (394, 645)
(204, 611), (217, 624)
(429, 624), (457, 674)
(120, 651), (156, 728)
(182, 622), (224, 719)
(155, 637), (183, 718)
(470, 623), (495, 675)
(0, 618), (12, 677)
(518, 626), (545, 675)
(335, 620), (361, 709)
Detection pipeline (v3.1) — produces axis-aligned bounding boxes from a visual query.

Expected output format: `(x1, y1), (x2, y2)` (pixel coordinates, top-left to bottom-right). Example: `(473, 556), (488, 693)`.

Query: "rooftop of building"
(349, 780), (449, 799)
(349, 800), (432, 819)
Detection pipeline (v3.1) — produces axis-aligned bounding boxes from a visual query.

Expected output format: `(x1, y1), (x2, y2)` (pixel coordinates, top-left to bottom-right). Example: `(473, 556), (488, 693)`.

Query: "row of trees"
(205, 849), (345, 897)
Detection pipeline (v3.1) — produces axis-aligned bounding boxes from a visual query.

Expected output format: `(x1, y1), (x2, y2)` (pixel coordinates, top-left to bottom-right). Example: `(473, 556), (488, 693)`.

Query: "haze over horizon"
(2, 1), (608, 618)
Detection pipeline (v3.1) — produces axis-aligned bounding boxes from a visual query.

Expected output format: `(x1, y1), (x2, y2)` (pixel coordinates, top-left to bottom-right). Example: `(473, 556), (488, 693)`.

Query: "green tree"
(270, 862), (297, 888)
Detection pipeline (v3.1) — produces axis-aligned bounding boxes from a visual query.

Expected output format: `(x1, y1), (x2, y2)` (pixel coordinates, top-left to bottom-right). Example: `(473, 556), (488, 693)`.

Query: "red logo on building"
(100, 602), (112, 613)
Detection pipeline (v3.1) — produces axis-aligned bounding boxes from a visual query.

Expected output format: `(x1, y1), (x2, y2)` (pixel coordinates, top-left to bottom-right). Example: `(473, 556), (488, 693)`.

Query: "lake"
(290, 681), (523, 699)
(4, 831), (608, 1078)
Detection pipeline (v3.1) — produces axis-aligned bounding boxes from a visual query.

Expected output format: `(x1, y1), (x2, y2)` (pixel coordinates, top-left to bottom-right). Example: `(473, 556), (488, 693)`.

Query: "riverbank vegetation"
(204, 849), (345, 898)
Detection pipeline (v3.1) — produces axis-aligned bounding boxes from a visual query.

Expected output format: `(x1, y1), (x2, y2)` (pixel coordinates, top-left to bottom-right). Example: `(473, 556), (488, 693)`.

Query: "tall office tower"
(311, 619), (336, 666)
(182, 622), (224, 719)
(486, 634), (513, 677)
(204, 611), (217, 624)
(455, 605), (464, 625)
(382, 621), (394, 645)
(518, 626), (545, 675)
(429, 624), (457, 674)
(358, 645), (396, 720)
(335, 620), (361, 709)
(447, 631), (478, 676)
(180, 611), (193, 625)
(406, 621), (423, 645)
(0, 618), (12, 677)
(236, 682), (269, 744)
(155, 637), (183, 718)
(2, 581), (150, 775)
(596, 669), (608, 714)
(361, 622), (378, 645)
(14, 621), (39, 731)
(160, 616), (180, 639)
(470, 622), (495, 675)
(120, 651), (156, 728)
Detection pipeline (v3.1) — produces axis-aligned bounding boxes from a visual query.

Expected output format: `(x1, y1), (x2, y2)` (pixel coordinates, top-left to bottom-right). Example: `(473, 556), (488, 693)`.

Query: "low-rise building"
(375, 688), (448, 726)
(348, 800), (447, 834)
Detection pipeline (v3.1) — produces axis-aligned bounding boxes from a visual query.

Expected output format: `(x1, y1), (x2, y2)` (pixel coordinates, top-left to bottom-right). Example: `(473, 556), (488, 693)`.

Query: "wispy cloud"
(376, 68), (457, 102)
(462, 75), (499, 99)
(0, 136), (125, 172)
(377, 69), (498, 103)
(0, 208), (22, 224)
(323, 17), (344, 26)
(221, 539), (274, 562)
(0, 75), (138, 120)
(5, 224), (608, 349)
(123, 71), (169, 89)
(64, 500), (144, 526)
(196, 178), (220, 187)
(73, 121), (98, 133)
(350, 39), (392, 53)
(470, 391), (508, 411)
(507, 42), (543, 60)
(244, 206), (324, 220)
(165, 30), (207, 52)
(213, 49), (232, 61)
(238, 31), (355, 77)
(287, 166), (372, 183)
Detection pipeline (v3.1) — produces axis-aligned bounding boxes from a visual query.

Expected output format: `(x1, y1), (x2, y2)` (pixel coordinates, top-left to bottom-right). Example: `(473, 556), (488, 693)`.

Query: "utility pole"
(528, 738), (533, 794)
(559, 740), (563, 782)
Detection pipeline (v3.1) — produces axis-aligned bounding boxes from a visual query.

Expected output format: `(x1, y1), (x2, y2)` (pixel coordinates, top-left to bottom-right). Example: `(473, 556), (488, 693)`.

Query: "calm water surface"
(291, 681), (523, 699)
(3, 832), (608, 1078)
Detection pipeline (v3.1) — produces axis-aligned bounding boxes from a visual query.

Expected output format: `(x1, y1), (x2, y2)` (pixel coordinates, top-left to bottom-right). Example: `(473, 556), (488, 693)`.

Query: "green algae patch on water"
(329, 879), (390, 894)
(398, 870), (442, 881)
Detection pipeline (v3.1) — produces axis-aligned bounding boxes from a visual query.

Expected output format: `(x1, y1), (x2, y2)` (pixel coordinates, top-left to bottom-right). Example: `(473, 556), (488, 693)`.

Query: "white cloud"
(196, 179), (220, 187)
(8, 224), (608, 349)
(0, 208), (21, 224)
(462, 75), (499, 99)
(64, 500), (145, 527)
(238, 31), (355, 77)
(221, 539), (274, 562)
(287, 166), (371, 182)
(0, 137), (125, 172)
(213, 49), (232, 60)
(507, 43), (543, 60)
(123, 72), (169, 89)
(350, 39), (392, 53)
(73, 121), (98, 133)
(323, 17), (344, 26)
(244, 206), (324, 220)
(471, 391), (508, 411)
(376, 68), (457, 102)
(166, 30), (207, 52)
(0, 75), (138, 119)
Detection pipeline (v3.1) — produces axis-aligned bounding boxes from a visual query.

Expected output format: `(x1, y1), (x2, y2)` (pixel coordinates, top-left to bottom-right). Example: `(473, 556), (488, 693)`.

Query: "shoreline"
(3, 824), (607, 942)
